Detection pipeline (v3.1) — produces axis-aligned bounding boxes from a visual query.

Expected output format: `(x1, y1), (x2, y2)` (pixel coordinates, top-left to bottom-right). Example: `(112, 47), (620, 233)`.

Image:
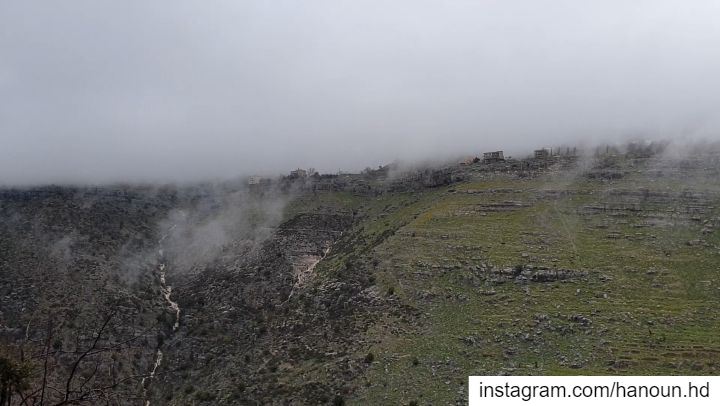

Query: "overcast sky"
(1, 0), (720, 184)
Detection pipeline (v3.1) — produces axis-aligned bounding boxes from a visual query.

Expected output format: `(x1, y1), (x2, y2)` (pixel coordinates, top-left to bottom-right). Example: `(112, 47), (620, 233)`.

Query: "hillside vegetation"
(1, 147), (719, 405)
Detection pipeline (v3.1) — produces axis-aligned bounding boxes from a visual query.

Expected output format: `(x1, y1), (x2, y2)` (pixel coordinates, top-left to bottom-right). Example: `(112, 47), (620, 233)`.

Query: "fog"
(1, 0), (719, 184)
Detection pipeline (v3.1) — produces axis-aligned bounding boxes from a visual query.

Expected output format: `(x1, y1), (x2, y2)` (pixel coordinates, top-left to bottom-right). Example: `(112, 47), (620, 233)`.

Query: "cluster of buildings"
(462, 147), (579, 166)
(251, 148), (583, 186)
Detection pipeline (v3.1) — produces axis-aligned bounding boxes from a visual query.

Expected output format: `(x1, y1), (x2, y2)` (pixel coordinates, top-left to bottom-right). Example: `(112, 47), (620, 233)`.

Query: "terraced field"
(330, 156), (720, 405)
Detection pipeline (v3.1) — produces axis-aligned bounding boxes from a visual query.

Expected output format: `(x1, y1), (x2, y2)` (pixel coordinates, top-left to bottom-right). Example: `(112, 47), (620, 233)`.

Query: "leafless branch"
(58, 312), (115, 405)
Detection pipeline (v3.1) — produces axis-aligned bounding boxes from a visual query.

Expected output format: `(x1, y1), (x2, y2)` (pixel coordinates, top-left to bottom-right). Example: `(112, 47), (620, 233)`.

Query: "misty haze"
(1, 0), (720, 184)
(1, 1), (720, 405)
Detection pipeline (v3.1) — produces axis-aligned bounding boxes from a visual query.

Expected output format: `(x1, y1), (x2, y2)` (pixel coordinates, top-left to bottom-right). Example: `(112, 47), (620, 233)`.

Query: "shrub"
(364, 352), (375, 363)
(0, 356), (31, 400)
(195, 390), (216, 401)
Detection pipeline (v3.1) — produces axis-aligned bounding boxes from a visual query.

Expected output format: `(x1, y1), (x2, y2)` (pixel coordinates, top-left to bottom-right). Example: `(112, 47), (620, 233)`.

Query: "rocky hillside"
(2, 146), (720, 405)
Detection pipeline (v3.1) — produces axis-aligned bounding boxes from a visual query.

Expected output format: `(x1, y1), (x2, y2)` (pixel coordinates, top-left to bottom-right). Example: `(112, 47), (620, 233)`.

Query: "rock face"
(0, 184), (390, 405)
(151, 210), (392, 404)
(0, 186), (180, 404)
(472, 264), (586, 284)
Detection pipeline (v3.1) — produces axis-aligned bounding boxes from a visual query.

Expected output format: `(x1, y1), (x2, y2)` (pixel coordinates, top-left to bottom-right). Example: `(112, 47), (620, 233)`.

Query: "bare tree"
(3, 311), (160, 405)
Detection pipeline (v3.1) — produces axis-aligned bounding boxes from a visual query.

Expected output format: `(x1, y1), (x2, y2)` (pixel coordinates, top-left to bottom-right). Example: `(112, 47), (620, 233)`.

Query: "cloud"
(1, 0), (719, 184)
(157, 186), (288, 273)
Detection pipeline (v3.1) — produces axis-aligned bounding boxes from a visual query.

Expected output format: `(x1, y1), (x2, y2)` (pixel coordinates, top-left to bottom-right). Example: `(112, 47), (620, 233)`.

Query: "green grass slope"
(320, 159), (720, 405)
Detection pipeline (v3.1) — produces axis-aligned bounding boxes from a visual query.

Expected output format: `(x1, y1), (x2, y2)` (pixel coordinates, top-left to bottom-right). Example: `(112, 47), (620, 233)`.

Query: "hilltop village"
(247, 141), (676, 194)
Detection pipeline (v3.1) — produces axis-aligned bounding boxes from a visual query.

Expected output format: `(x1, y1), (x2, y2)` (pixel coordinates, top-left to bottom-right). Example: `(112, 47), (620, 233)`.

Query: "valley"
(1, 146), (719, 405)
